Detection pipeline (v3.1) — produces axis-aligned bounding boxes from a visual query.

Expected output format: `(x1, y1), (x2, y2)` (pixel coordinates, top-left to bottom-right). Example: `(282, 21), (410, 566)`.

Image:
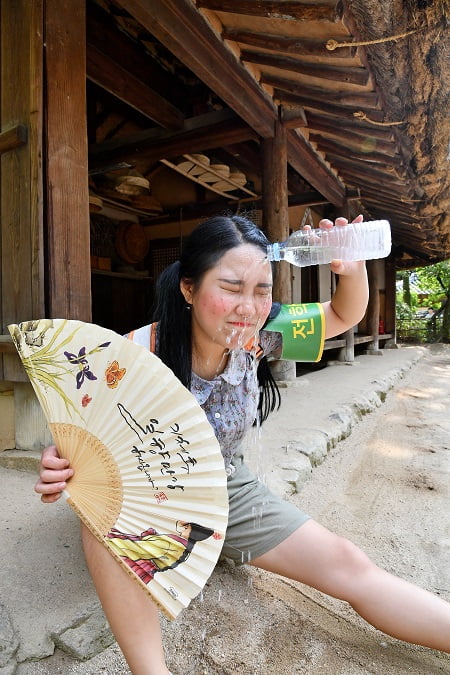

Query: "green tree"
(397, 270), (412, 307)
(414, 261), (450, 342)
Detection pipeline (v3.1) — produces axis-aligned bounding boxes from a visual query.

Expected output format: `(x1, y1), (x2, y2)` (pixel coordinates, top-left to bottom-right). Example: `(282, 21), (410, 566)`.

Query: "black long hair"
(152, 214), (281, 423)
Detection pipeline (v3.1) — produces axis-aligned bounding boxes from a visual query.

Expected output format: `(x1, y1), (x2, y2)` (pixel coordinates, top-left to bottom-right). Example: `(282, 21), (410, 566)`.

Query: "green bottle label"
(265, 303), (325, 362)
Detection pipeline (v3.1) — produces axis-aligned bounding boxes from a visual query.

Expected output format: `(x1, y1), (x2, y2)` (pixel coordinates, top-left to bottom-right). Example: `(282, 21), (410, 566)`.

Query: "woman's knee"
(327, 535), (375, 599)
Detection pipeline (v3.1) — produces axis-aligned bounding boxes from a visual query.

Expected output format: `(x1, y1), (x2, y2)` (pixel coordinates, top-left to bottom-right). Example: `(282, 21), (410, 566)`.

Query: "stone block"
(52, 608), (114, 661)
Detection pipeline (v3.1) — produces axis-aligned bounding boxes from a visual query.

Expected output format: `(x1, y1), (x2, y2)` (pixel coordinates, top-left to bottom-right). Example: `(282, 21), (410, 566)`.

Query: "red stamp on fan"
(154, 491), (168, 504)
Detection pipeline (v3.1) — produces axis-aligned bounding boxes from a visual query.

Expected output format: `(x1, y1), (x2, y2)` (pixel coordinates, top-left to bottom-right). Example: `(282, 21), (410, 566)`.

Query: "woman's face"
(181, 243), (273, 352)
(176, 521), (192, 539)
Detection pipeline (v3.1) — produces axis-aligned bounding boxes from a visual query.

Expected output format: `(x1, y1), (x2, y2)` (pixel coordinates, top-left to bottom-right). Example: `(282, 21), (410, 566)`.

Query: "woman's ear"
(179, 278), (193, 304)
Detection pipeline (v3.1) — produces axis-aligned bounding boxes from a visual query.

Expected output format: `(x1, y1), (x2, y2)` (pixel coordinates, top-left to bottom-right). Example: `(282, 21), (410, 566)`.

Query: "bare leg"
(81, 525), (171, 675)
(251, 519), (450, 653)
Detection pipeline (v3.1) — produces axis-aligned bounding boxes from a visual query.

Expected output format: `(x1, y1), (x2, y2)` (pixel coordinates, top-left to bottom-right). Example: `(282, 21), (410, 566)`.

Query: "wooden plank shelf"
(323, 333), (393, 350)
(91, 269), (152, 280)
(161, 153), (259, 200)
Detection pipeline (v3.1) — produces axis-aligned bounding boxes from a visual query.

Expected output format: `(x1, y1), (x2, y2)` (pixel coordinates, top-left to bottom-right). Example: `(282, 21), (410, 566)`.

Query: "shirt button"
(214, 412), (221, 419)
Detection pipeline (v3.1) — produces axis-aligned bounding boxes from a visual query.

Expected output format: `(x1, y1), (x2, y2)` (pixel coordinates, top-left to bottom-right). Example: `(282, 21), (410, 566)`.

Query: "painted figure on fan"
(107, 520), (217, 584)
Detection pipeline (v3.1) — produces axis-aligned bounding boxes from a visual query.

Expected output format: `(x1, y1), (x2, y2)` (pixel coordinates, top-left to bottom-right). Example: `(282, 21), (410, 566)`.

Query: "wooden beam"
(87, 44), (184, 130)
(45, 0), (91, 321)
(288, 191), (329, 207)
(306, 110), (395, 141)
(197, 0), (344, 22)
(310, 134), (404, 166)
(222, 30), (355, 58)
(0, 125), (28, 155)
(287, 129), (345, 206)
(274, 90), (385, 122)
(325, 153), (407, 182)
(86, 2), (188, 111)
(89, 111), (259, 170)
(361, 198), (418, 217)
(241, 50), (369, 86)
(263, 74), (378, 108)
(307, 120), (397, 154)
(116, 0), (277, 138)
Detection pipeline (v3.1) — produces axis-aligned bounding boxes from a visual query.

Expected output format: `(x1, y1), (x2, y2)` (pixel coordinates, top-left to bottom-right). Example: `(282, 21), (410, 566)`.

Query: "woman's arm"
(320, 216), (369, 339)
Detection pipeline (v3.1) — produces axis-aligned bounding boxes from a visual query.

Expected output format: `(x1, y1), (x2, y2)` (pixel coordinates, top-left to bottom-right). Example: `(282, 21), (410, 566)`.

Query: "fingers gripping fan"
(8, 319), (229, 619)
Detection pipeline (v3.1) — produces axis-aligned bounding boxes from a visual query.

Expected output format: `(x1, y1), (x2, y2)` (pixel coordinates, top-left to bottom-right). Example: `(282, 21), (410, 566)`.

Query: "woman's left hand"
(317, 214), (369, 338)
(317, 214), (365, 276)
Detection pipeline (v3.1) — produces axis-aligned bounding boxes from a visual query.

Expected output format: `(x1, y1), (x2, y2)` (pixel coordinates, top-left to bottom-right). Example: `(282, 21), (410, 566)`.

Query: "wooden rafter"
(241, 50), (369, 86)
(306, 111), (395, 141)
(221, 29), (354, 57)
(310, 134), (404, 166)
(326, 153), (406, 182)
(87, 44), (185, 130)
(287, 129), (345, 206)
(274, 90), (385, 122)
(87, 2), (188, 110)
(196, 0), (344, 22)
(262, 74), (378, 108)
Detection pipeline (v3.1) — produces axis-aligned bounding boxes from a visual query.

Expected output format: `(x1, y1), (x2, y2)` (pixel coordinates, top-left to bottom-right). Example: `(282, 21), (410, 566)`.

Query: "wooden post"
(1, 0), (45, 381)
(262, 117), (290, 302)
(366, 260), (381, 353)
(339, 327), (355, 362)
(45, 0), (91, 321)
(262, 116), (296, 380)
(384, 260), (397, 340)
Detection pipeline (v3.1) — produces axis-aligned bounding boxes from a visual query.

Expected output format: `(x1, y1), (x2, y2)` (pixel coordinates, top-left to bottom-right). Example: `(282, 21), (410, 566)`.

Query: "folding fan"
(8, 319), (229, 620)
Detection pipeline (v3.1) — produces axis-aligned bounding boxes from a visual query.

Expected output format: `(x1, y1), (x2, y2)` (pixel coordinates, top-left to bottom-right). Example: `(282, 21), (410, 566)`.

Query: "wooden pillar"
(262, 117), (290, 303)
(45, 0), (91, 320)
(384, 260), (397, 340)
(262, 116), (296, 380)
(339, 327), (355, 362)
(366, 260), (381, 353)
(1, 0), (45, 381)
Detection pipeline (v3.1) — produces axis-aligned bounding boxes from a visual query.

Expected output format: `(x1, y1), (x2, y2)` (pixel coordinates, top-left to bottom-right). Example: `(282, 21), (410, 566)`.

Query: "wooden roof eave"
(287, 129), (346, 206)
(116, 0), (345, 206)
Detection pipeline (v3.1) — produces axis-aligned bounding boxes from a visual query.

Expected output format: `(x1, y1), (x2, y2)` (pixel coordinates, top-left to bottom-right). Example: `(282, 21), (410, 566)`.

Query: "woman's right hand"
(35, 445), (74, 503)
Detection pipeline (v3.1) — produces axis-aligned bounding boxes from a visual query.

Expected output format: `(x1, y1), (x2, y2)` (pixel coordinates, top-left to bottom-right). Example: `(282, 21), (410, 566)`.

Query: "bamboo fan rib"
(49, 423), (123, 532)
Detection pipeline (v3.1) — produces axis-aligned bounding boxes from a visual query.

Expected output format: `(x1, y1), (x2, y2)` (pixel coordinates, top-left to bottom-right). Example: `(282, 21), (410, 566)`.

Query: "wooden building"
(1, 0), (449, 449)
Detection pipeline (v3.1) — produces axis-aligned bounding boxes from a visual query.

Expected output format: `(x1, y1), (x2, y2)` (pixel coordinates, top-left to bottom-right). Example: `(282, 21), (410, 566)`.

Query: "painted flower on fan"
(64, 347), (98, 389)
(81, 394), (92, 407)
(105, 360), (126, 388)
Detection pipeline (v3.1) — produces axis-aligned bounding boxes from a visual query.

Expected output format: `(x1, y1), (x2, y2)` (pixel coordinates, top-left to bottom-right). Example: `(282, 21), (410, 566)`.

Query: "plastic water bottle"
(266, 219), (391, 267)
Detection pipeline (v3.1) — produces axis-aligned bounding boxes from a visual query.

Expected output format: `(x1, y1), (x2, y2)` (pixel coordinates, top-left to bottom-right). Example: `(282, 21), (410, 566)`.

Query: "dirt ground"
(17, 344), (450, 674)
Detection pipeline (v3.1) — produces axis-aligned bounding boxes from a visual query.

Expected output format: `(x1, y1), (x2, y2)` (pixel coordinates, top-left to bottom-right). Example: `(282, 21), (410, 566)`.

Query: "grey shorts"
(221, 454), (310, 563)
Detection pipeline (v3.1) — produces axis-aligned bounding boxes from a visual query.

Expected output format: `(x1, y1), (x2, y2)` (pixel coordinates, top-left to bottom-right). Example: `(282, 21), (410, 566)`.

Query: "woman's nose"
(236, 295), (256, 316)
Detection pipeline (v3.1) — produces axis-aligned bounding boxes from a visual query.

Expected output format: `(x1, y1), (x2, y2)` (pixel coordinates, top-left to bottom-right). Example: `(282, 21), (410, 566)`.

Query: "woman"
(36, 214), (450, 674)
